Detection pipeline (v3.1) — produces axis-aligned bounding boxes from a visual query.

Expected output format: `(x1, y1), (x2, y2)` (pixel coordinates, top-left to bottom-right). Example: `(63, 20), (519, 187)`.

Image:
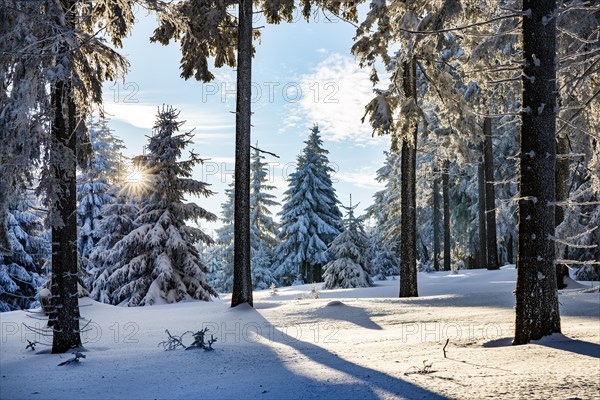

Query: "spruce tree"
(369, 231), (400, 281)
(274, 125), (342, 285)
(323, 199), (373, 289)
(366, 151), (402, 254)
(250, 145), (280, 250)
(0, 193), (49, 311)
(104, 107), (217, 306)
(77, 117), (126, 291)
(88, 189), (138, 304)
(251, 243), (277, 290)
(213, 182), (235, 293)
(250, 145), (279, 289)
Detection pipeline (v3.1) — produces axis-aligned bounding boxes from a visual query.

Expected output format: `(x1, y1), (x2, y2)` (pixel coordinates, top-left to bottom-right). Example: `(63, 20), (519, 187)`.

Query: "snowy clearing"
(1, 266), (598, 400)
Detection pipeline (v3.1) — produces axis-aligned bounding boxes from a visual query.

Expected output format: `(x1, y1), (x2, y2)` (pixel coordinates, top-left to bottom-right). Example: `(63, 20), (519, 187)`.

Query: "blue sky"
(101, 7), (391, 234)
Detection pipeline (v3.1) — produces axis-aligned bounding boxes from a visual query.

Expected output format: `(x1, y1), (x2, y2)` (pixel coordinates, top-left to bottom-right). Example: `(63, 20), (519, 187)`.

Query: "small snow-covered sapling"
(269, 283), (278, 296)
(308, 283), (320, 299)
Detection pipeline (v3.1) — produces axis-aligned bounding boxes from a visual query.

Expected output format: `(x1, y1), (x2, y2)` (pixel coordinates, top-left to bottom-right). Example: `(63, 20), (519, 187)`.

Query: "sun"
(120, 167), (151, 196)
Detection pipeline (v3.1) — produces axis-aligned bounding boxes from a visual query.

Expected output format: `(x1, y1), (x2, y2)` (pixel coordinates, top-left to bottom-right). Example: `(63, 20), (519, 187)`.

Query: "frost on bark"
(484, 117), (499, 270)
(50, 81), (82, 353)
(231, 0), (253, 308)
(514, 0), (561, 345)
(399, 59), (418, 298)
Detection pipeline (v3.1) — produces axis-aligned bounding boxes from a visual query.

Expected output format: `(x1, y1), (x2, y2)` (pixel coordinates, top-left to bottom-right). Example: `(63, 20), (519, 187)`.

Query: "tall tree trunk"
(514, 0), (561, 345)
(50, 80), (82, 353)
(478, 156), (487, 269)
(231, 0), (253, 308)
(442, 160), (451, 272)
(484, 117), (499, 270)
(555, 134), (570, 289)
(399, 58), (418, 298)
(432, 168), (441, 271)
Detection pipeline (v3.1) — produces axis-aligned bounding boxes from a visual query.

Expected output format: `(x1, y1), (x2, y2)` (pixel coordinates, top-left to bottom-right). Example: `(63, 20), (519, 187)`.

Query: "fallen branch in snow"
(404, 360), (434, 375)
(184, 328), (217, 351)
(57, 352), (86, 366)
(443, 338), (449, 358)
(158, 329), (187, 350)
(158, 328), (218, 351)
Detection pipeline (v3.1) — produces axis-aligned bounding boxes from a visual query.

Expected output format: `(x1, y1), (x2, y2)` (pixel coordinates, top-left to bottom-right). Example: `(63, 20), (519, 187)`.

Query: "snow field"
(1, 266), (598, 400)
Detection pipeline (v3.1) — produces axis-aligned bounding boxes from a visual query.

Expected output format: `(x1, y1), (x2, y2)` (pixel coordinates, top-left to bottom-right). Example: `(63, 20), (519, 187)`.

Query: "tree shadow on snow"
(535, 335), (600, 359)
(241, 307), (449, 399)
(484, 335), (600, 359)
(310, 301), (383, 331)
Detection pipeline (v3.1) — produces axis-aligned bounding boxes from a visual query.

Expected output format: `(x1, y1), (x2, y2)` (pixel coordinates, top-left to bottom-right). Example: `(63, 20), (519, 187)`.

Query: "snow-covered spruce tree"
(77, 117), (126, 291)
(369, 230), (399, 280)
(366, 151), (402, 255)
(323, 199), (373, 289)
(274, 124), (342, 285)
(0, 193), (49, 311)
(88, 189), (138, 304)
(251, 243), (277, 290)
(213, 181), (235, 293)
(249, 145), (279, 289)
(250, 145), (280, 250)
(104, 107), (217, 306)
(202, 244), (229, 293)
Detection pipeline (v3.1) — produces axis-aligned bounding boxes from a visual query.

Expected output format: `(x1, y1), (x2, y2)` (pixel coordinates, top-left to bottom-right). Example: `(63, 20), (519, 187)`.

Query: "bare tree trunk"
(433, 168), (441, 271)
(478, 157), (488, 269)
(442, 160), (451, 271)
(514, 0), (561, 345)
(399, 58), (418, 298)
(231, 0), (253, 308)
(484, 117), (499, 270)
(555, 134), (570, 289)
(50, 80), (82, 353)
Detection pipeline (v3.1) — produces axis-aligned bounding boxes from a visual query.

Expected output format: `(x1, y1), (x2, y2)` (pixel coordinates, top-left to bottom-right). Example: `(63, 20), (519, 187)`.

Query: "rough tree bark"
(442, 159), (451, 272)
(231, 0), (253, 308)
(514, 0), (561, 345)
(484, 117), (499, 270)
(50, 80), (82, 353)
(433, 168), (441, 271)
(555, 134), (570, 289)
(478, 156), (488, 269)
(399, 58), (418, 297)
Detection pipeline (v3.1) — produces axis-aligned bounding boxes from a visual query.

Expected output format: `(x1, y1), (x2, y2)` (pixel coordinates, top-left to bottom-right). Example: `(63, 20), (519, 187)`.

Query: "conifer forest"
(1, 1), (598, 399)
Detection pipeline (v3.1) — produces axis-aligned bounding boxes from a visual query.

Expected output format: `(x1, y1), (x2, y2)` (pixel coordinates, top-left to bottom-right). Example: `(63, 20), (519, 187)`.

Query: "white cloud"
(285, 53), (384, 145)
(336, 169), (383, 190)
(102, 101), (234, 134)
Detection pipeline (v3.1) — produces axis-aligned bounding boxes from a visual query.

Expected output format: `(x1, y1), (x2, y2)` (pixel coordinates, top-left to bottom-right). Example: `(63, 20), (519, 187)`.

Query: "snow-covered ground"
(1, 266), (598, 400)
